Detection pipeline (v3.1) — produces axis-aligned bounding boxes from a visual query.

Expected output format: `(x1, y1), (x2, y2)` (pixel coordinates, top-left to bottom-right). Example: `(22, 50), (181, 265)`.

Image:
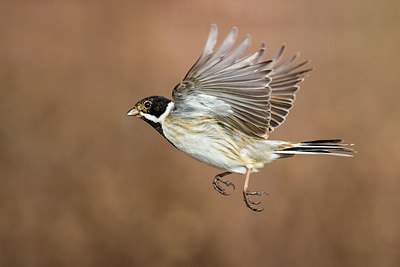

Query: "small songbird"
(127, 25), (354, 212)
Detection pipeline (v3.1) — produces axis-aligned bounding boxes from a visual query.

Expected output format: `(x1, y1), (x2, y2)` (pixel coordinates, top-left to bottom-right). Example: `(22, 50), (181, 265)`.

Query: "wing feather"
(173, 25), (311, 138)
(184, 25), (218, 79)
(198, 35), (252, 79)
(193, 27), (238, 78)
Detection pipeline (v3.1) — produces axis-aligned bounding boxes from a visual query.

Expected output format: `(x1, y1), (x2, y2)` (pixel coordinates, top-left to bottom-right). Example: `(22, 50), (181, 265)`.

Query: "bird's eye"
(144, 101), (151, 108)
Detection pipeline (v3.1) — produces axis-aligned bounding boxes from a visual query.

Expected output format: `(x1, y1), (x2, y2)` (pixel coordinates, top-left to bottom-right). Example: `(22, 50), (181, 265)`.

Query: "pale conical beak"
(127, 107), (139, 117)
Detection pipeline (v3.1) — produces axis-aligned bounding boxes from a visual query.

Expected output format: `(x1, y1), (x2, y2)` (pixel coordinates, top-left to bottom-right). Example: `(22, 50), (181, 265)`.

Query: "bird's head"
(127, 96), (174, 124)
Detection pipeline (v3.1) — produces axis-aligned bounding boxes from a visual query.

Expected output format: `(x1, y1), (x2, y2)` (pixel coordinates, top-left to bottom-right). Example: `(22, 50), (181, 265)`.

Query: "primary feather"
(172, 24), (311, 139)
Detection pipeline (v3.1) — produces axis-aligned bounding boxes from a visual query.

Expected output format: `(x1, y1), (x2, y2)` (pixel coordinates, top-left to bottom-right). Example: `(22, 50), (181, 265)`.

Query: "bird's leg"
(243, 168), (268, 212)
(212, 171), (235, 196)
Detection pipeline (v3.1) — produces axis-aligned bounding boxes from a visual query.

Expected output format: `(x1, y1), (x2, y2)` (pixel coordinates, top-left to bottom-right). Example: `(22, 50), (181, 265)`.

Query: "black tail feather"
(301, 139), (342, 144)
(276, 139), (355, 157)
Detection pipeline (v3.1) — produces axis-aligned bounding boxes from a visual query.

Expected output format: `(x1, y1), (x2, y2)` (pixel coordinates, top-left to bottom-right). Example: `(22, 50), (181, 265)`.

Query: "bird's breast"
(161, 114), (271, 173)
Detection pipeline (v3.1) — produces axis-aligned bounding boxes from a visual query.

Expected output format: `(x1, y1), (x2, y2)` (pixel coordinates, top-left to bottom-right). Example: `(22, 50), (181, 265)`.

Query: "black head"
(127, 96), (173, 136)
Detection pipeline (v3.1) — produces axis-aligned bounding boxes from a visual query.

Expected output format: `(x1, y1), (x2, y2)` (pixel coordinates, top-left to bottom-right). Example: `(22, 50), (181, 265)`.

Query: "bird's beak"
(127, 107), (140, 117)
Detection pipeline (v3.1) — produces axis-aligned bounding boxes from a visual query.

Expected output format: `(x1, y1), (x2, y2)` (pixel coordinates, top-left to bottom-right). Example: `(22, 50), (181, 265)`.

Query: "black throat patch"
(142, 118), (165, 137)
(139, 96), (177, 148)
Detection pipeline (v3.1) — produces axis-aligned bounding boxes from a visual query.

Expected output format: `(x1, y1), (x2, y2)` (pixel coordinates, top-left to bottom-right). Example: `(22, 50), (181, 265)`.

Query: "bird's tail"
(274, 139), (355, 157)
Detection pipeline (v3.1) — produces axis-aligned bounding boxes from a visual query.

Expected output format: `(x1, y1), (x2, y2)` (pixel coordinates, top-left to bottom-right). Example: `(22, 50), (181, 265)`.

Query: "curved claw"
(247, 198), (261, 205)
(213, 181), (230, 196)
(251, 207), (264, 212)
(243, 190), (269, 212)
(212, 172), (235, 196)
(247, 190), (269, 196)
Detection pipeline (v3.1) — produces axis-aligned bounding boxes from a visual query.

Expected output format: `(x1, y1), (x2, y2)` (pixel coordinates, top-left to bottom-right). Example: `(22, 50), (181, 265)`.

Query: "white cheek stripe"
(140, 102), (175, 123)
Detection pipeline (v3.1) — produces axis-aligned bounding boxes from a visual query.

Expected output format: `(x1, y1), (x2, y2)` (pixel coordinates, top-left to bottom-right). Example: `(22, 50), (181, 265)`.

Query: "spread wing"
(267, 47), (312, 132)
(172, 24), (311, 139)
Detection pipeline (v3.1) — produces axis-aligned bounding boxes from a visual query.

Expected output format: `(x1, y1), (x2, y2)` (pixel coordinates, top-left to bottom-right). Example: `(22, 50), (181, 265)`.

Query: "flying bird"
(127, 25), (354, 212)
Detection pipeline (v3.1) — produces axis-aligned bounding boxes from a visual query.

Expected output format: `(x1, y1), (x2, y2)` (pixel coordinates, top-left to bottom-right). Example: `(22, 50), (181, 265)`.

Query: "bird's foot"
(212, 172), (235, 196)
(243, 190), (269, 212)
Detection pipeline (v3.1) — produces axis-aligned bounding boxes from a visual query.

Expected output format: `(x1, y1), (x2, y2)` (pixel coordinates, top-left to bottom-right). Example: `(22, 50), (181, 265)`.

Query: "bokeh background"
(1, 0), (399, 266)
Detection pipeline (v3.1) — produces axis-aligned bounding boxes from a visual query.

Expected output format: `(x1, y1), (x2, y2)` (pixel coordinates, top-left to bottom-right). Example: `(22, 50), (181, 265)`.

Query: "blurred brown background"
(1, 0), (399, 266)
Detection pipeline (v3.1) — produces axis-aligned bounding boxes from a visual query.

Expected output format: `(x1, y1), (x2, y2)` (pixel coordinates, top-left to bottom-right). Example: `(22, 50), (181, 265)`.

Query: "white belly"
(162, 117), (252, 173)
(161, 114), (285, 174)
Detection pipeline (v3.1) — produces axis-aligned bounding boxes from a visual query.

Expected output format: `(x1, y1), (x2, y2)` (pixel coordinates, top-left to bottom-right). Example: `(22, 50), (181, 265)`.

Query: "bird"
(127, 25), (354, 212)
